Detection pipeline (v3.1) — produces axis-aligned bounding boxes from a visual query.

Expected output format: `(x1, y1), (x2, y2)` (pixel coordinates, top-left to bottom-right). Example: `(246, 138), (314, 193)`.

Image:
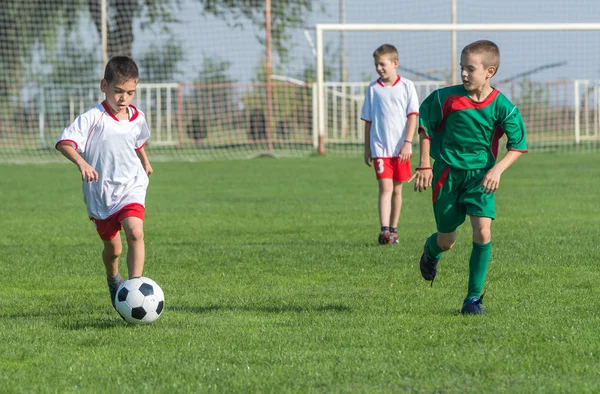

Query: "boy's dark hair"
(103, 56), (139, 83)
(461, 40), (500, 73)
(373, 44), (398, 62)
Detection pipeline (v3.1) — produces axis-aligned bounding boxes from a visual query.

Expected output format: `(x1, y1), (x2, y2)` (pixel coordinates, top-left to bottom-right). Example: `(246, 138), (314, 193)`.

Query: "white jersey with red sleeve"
(360, 76), (419, 158)
(56, 101), (150, 220)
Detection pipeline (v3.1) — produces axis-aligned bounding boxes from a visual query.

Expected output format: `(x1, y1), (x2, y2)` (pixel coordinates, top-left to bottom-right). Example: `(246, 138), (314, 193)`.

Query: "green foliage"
(1, 153), (600, 391)
(139, 39), (184, 82)
(197, 0), (325, 62)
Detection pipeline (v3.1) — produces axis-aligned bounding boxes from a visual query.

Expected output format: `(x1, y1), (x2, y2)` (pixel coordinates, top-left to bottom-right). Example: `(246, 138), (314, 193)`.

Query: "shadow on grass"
(168, 303), (351, 314)
(61, 318), (124, 330)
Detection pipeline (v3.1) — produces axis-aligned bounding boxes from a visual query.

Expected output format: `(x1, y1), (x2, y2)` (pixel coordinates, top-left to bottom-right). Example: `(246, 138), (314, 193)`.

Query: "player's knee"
(437, 234), (456, 251)
(473, 228), (491, 244)
(127, 226), (144, 243)
(438, 240), (455, 251)
(104, 245), (122, 260)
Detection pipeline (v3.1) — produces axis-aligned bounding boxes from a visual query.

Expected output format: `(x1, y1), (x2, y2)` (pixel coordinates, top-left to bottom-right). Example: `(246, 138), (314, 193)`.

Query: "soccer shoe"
(391, 232), (399, 244)
(378, 230), (392, 245)
(419, 239), (440, 283)
(461, 295), (487, 315)
(107, 276), (123, 309)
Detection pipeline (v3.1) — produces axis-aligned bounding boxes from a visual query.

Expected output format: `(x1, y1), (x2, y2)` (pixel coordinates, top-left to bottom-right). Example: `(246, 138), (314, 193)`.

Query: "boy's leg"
(102, 236), (123, 308)
(121, 216), (145, 278)
(389, 180), (403, 244)
(377, 178), (393, 244)
(378, 178), (393, 228)
(465, 216), (492, 302)
(102, 236), (123, 276)
(420, 231), (456, 281)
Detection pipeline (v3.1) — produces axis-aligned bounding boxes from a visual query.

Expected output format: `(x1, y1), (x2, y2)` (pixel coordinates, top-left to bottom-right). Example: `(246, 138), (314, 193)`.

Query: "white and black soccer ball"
(115, 276), (165, 324)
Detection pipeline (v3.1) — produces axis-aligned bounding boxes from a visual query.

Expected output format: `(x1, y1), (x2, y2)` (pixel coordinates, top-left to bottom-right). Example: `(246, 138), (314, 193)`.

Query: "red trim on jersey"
(509, 149), (528, 153)
(129, 104), (140, 122)
(101, 101), (119, 121)
(376, 75), (401, 87)
(442, 89), (500, 118)
(55, 139), (78, 150)
(432, 166), (450, 204)
(101, 101), (139, 122)
(135, 141), (146, 151)
(361, 118), (372, 123)
(491, 125), (504, 159)
(407, 112), (419, 116)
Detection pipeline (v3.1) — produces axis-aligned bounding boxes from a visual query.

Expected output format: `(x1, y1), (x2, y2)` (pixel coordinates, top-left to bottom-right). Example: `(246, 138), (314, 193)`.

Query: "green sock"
(465, 241), (492, 302)
(425, 233), (443, 260)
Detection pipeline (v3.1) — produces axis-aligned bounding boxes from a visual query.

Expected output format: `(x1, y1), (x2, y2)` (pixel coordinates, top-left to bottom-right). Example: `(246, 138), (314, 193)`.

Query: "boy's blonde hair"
(461, 40), (500, 73)
(103, 56), (139, 83)
(373, 44), (398, 62)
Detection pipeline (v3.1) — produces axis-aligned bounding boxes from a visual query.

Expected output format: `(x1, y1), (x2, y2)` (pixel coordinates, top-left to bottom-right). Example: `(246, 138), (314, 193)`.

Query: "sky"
(142, 0), (600, 85)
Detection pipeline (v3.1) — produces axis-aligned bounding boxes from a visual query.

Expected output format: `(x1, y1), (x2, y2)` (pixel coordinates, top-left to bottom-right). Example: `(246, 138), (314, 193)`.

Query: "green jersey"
(419, 85), (527, 170)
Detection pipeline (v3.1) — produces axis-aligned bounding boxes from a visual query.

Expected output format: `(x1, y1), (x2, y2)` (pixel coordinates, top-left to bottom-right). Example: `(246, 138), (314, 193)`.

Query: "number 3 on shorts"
(375, 159), (384, 174)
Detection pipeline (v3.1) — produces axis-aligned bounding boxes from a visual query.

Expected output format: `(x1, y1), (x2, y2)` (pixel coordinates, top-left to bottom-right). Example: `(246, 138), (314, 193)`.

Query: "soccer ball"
(115, 276), (165, 324)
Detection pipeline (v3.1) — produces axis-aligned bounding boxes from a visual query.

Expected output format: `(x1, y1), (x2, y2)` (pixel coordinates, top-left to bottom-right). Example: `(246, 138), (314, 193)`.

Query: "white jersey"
(56, 102), (150, 220)
(360, 76), (419, 158)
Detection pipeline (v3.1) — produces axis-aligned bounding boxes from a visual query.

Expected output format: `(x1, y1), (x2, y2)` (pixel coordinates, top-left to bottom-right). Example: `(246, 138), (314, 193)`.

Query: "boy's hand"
(413, 168), (433, 192)
(142, 162), (153, 176)
(78, 163), (98, 183)
(364, 149), (372, 167)
(481, 167), (502, 194)
(398, 143), (411, 163)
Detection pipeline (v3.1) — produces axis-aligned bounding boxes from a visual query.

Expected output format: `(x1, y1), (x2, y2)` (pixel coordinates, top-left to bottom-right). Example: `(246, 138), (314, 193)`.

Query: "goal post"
(315, 23), (600, 155)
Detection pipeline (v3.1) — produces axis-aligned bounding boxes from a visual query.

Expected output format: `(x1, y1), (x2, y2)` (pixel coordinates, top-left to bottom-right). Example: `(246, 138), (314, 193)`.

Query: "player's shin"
(466, 241), (492, 301)
(426, 233), (443, 260)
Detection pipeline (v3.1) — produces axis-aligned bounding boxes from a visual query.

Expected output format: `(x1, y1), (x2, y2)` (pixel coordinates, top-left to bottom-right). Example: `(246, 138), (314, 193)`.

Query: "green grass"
(1, 152), (599, 392)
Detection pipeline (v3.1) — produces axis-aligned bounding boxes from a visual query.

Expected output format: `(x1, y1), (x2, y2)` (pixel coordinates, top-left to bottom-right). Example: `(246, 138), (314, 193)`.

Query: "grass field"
(1, 152), (600, 392)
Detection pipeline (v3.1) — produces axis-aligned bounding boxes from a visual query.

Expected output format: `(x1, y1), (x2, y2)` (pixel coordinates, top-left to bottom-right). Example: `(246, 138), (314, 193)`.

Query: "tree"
(198, 0), (324, 62)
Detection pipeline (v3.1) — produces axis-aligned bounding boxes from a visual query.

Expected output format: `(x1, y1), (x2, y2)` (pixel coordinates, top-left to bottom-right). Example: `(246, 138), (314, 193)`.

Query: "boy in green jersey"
(412, 40), (527, 315)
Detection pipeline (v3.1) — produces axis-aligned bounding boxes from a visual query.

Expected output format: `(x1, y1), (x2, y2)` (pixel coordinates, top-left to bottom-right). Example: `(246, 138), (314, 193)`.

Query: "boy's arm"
(56, 142), (98, 182)
(398, 113), (418, 163)
(481, 150), (522, 194)
(413, 128), (433, 192)
(363, 121), (372, 167)
(136, 147), (153, 176)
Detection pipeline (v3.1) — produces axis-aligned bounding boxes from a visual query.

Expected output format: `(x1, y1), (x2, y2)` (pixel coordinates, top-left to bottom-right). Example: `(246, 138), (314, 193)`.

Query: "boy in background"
(56, 56), (153, 309)
(361, 44), (419, 245)
(413, 40), (527, 315)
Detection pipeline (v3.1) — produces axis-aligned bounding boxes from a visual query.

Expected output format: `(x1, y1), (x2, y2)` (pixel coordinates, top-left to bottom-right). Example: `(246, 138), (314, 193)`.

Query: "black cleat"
(378, 230), (392, 245)
(461, 295), (487, 315)
(419, 239), (440, 284)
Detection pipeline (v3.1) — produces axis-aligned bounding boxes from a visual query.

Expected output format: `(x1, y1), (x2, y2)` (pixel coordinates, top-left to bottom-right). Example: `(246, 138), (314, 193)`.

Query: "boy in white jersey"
(56, 56), (153, 310)
(360, 44), (419, 245)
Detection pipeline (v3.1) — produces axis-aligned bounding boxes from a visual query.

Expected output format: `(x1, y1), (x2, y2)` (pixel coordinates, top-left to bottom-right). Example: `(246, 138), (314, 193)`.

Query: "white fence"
(321, 80), (600, 150)
(3, 79), (598, 163)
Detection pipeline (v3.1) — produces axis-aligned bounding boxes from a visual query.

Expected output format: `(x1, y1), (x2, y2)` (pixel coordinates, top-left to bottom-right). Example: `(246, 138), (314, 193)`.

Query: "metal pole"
(265, 0), (273, 154)
(340, 0), (346, 83)
(451, 0), (457, 85)
(340, 0), (348, 138)
(101, 0), (107, 67)
(316, 26), (325, 155)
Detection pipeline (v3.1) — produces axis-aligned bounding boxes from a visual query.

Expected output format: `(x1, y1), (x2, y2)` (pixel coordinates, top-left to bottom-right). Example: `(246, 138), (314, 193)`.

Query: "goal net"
(315, 23), (600, 156)
(2, 0), (600, 163)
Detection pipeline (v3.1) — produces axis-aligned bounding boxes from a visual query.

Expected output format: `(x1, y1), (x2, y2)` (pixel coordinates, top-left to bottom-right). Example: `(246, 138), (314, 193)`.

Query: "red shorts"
(373, 157), (412, 182)
(91, 203), (145, 241)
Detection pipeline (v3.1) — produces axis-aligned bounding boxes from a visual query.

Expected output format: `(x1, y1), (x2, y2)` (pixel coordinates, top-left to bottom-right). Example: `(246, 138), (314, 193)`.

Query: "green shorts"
(431, 161), (495, 233)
